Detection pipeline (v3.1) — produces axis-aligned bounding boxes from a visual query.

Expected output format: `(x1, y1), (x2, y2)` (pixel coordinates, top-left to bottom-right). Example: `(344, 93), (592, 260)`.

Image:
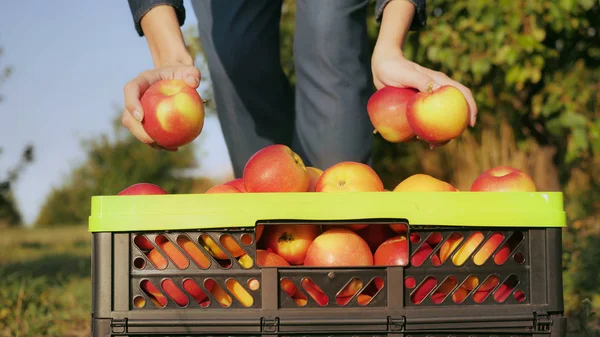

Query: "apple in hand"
(393, 174), (458, 192)
(263, 224), (321, 265)
(243, 144), (310, 192)
(304, 228), (373, 267)
(315, 161), (384, 192)
(140, 79), (205, 148)
(367, 86), (419, 142)
(406, 85), (469, 147)
(118, 183), (168, 195)
(470, 166), (537, 192)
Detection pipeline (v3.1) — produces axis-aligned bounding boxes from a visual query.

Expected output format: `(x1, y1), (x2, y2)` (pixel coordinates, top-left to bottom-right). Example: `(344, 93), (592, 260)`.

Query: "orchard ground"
(0, 225), (596, 337)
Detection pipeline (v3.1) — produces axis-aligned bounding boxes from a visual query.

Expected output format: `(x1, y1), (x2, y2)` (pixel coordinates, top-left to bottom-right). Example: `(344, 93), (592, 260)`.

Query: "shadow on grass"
(0, 253), (90, 285)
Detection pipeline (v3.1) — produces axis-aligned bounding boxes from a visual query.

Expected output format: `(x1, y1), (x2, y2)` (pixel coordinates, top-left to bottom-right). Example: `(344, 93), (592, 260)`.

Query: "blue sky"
(0, 0), (233, 225)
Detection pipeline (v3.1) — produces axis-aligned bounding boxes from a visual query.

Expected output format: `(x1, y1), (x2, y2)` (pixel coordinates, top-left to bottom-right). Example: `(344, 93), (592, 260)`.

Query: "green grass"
(0, 225), (91, 337)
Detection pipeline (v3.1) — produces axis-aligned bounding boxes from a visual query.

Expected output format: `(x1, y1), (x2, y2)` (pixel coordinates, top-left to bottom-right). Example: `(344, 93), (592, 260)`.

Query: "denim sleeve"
(374, 0), (427, 30)
(128, 0), (186, 36)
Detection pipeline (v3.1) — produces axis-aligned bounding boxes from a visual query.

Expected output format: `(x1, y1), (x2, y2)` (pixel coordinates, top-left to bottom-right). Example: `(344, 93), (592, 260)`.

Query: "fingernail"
(432, 82), (441, 90)
(133, 110), (143, 122)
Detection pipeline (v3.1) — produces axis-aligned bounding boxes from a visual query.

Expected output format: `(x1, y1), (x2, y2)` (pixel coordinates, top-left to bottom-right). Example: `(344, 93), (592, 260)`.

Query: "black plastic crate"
(89, 192), (567, 337)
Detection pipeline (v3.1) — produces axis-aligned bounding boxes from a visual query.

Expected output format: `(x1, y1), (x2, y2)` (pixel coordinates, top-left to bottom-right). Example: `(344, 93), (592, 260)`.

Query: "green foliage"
(405, 0), (599, 165)
(34, 114), (199, 227)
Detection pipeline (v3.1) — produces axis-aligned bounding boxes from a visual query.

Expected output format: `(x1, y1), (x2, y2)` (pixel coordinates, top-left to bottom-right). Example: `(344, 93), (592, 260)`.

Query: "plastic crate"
(89, 191), (567, 337)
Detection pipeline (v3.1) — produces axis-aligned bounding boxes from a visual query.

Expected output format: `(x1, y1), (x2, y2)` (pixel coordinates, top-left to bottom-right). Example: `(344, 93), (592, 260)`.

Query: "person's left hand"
(372, 46), (478, 127)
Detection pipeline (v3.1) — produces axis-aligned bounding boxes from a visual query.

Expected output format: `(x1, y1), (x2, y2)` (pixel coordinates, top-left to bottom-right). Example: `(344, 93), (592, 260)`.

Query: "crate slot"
(206, 278), (232, 307)
(176, 234), (212, 269)
(225, 278), (254, 307)
(182, 278), (211, 307)
(139, 279), (167, 308)
(473, 275), (500, 303)
(156, 234), (190, 269)
(133, 234), (155, 251)
(301, 277), (329, 306)
(473, 232), (505, 265)
(439, 232), (464, 264)
(495, 231), (525, 265)
(161, 279), (189, 307)
(493, 274), (520, 303)
(411, 240), (441, 267)
(411, 276), (437, 304)
(431, 276), (459, 304)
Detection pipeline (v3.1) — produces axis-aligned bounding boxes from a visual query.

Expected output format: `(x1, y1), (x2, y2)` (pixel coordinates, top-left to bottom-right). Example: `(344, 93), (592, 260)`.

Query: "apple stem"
(278, 233), (294, 243)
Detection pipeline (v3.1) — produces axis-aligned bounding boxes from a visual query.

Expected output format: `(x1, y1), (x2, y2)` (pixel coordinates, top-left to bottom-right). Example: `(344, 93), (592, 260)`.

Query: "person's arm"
(122, 2), (200, 150)
(371, 0), (478, 127)
(374, 0), (426, 30)
(139, 4), (194, 68)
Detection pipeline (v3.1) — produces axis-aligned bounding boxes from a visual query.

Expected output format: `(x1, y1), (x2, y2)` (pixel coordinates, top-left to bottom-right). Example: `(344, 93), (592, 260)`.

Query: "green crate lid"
(88, 191), (566, 232)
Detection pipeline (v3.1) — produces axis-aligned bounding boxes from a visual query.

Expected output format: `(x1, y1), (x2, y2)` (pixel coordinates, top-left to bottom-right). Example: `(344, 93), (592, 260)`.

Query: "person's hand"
(122, 64), (201, 151)
(372, 46), (478, 127)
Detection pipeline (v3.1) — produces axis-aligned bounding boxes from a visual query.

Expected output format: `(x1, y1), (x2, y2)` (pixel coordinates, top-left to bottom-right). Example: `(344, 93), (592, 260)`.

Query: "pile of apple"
(366, 85), (469, 149)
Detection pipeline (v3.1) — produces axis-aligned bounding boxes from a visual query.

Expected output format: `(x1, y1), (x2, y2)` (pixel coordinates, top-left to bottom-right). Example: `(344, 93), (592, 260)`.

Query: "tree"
(0, 45), (35, 227)
(34, 112), (203, 226)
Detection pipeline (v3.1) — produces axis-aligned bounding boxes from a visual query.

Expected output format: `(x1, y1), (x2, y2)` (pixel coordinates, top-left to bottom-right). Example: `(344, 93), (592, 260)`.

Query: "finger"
(169, 66), (201, 89)
(385, 63), (442, 93)
(123, 71), (156, 122)
(121, 109), (155, 144)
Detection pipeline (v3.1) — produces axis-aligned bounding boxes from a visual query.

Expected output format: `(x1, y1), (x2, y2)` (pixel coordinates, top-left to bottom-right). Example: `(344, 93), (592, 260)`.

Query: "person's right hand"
(122, 64), (201, 151)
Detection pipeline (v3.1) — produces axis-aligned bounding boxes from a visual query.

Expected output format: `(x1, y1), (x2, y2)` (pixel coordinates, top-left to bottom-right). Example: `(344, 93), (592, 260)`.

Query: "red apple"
(470, 166), (537, 192)
(243, 144), (310, 192)
(224, 178), (247, 192)
(367, 86), (419, 142)
(393, 174), (458, 192)
(205, 184), (242, 194)
(406, 85), (469, 147)
(304, 228), (373, 267)
(374, 236), (409, 266)
(140, 79), (205, 148)
(357, 224), (396, 253)
(254, 249), (291, 267)
(117, 182), (167, 195)
(315, 161), (384, 192)
(263, 224), (321, 265)
(306, 167), (323, 192)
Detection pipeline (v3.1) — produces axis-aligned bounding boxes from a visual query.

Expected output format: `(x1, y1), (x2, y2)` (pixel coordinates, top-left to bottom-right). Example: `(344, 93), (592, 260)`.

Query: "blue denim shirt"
(128, 0), (427, 37)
